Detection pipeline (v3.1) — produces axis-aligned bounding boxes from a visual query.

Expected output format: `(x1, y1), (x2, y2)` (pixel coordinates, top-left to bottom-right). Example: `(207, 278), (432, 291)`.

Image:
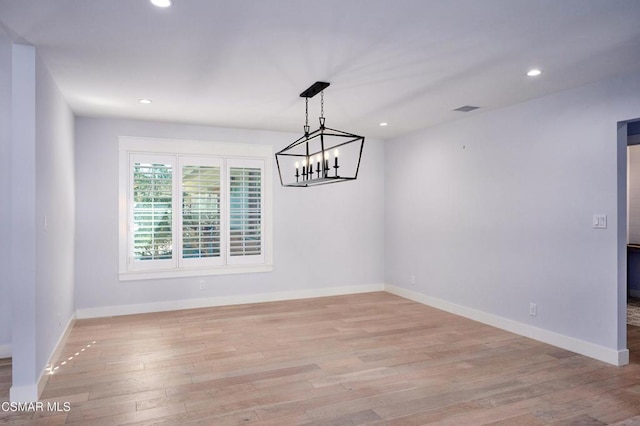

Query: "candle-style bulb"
(334, 149), (339, 158)
(302, 159), (307, 166)
(295, 162), (299, 168)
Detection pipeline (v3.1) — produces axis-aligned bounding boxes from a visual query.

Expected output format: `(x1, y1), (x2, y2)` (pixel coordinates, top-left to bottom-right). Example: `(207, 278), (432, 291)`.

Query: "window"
(132, 156), (174, 265)
(228, 161), (263, 262)
(119, 137), (273, 280)
(181, 161), (222, 264)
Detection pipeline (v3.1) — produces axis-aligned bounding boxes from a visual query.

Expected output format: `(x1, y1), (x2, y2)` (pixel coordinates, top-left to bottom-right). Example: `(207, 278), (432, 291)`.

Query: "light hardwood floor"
(2, 292), (640, 425)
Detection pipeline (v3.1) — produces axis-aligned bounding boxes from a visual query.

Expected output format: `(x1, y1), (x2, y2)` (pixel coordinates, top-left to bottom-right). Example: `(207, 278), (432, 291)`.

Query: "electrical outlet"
(199, 280), (206, 290)
(529, 302), (537, 316)
(409, 274), (416, 285)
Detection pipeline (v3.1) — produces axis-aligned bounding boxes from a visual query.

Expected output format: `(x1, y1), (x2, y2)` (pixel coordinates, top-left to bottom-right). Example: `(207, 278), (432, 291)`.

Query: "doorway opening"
(621, 119), (640, 363)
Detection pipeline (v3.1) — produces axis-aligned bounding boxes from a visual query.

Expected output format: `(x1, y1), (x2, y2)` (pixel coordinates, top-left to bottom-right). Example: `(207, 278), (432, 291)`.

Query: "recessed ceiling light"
(379, 122), (388, 127)
(527, 69), (542, 77)
(139, 99), (152, 104)
(150, 0), (172, 7)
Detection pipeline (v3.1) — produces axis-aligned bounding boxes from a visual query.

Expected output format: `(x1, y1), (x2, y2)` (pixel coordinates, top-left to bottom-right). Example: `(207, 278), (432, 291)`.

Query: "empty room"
(2, 1), (640, 424)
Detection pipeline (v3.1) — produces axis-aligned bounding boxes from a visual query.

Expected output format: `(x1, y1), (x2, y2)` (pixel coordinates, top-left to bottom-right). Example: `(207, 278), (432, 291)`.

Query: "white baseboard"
(37, 314), (76, 397)
(385, 284), (629, 367)
(76, 284), (385, 319)
(0, 343), (11, 358)
(10, 313), (76, 403)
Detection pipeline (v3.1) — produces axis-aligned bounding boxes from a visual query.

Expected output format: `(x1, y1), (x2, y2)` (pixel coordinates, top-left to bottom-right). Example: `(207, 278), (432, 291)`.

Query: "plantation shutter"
(227, 159), (264, 264)
(124, 150), (269, 275)
(130, 154), (176, 271)
(180, 157), (224, 267)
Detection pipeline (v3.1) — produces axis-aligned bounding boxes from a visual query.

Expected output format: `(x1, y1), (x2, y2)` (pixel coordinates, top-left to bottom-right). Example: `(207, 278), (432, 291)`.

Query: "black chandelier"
(275, 81), (365, 187)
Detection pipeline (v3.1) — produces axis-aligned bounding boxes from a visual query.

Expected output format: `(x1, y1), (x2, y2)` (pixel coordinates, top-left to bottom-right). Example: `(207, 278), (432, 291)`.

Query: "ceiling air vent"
(453, 105), (480, 112)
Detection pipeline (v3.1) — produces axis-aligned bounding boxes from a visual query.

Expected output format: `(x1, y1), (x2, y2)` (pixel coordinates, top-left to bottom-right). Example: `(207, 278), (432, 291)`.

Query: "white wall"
(9, 43), (38, 401)
(0, 29), (12, 357)
(385, 71), (640, 360)
(7, 43), (75, 402)
(34, 54), (75, 373)
(74, 118), (385, 314)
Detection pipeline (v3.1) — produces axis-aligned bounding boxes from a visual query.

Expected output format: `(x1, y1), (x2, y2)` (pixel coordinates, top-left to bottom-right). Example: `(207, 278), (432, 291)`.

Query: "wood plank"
(1, 292), (640, 425)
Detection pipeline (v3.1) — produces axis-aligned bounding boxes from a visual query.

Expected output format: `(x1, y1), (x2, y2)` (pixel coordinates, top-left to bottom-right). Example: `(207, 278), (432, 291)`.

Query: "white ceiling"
(1, 0), (640, 139)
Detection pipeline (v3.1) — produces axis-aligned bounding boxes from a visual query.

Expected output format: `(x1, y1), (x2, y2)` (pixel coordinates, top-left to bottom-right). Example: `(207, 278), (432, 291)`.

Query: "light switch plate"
(593, 214), (607, 229)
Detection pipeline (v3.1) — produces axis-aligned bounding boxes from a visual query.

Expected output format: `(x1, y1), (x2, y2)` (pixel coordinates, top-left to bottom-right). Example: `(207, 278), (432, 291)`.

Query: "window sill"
(119, 264), (273, 281)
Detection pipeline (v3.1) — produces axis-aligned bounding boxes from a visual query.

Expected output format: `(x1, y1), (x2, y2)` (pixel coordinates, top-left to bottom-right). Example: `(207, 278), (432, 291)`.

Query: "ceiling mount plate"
(300, 81), (330, 98)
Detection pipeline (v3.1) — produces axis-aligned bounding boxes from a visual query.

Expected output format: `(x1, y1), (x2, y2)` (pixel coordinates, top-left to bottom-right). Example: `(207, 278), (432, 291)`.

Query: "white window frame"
(118, 136), (273, 281)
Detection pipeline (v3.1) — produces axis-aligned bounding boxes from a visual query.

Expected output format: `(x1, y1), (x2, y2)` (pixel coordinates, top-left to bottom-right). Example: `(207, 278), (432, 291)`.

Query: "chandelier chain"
(305, 97), (309, 127)
(320, 91), (324, 118)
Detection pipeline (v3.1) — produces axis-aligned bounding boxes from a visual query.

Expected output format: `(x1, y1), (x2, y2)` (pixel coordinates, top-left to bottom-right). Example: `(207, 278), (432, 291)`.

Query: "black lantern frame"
(275, 82), (365, 187)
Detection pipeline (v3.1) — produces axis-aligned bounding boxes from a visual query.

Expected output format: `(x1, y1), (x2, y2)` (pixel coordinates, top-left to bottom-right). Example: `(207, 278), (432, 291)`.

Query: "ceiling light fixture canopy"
(275, 81), (365, 187)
